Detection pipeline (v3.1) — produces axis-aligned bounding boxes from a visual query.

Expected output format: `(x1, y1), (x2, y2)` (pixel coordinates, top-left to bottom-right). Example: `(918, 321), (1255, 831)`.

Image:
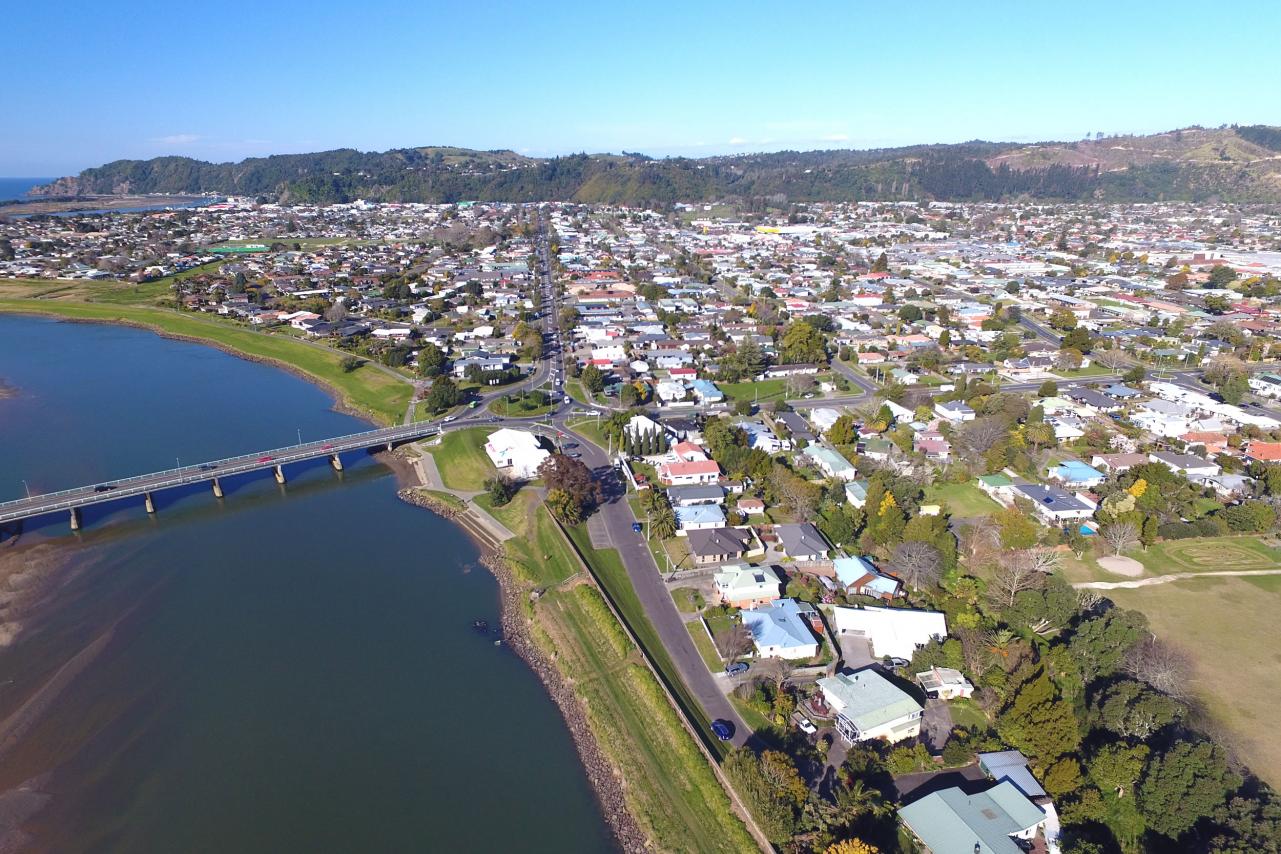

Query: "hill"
(31, 126), (1281, 205)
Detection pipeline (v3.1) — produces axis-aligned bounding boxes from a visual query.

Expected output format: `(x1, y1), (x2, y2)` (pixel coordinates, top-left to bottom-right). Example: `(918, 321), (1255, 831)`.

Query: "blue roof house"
(834, 556), (903, 599)
(742, 599), (820, 660)
(1048, 460), (1106, 488)
(674, 504), (727, 532)
(690, 379), (724, 403)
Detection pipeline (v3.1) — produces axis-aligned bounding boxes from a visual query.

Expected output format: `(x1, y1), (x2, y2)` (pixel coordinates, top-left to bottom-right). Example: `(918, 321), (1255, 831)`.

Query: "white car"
(442, 415), (456, 423)
(795, 716), (817, 735)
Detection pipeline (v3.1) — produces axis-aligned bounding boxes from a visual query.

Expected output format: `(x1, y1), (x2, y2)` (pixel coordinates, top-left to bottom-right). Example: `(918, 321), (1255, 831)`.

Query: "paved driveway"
(920, 698), (954, 752)
(832, 630), (874, 671)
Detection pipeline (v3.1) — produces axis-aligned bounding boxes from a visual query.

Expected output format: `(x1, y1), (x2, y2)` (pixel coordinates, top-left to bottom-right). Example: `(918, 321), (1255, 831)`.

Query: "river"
(0, 315), (614, 853)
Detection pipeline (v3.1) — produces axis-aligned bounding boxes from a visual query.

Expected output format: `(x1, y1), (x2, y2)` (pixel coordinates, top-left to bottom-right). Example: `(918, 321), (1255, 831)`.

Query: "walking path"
(1073, 568), (1281, 590)
(406, 449), (514, 544)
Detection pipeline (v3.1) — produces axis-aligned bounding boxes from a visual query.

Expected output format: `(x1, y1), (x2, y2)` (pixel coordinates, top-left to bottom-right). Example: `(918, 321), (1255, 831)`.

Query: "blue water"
(0, 177), (53, 201)
(0, 315), (614, 853)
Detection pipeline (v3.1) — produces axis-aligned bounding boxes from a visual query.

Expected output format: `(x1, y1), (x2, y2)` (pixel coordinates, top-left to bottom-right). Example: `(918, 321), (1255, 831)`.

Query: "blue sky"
(5, 0), (1279, 175)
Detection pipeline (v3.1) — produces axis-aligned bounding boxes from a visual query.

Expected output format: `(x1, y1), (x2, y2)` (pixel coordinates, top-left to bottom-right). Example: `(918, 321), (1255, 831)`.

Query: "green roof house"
(816, 668), (922, 744)
(898, 781), (1047, 854)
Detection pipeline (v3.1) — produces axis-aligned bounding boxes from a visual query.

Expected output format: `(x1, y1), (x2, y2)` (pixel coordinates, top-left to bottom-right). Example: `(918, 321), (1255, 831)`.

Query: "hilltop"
(30, 126), (1281, 205)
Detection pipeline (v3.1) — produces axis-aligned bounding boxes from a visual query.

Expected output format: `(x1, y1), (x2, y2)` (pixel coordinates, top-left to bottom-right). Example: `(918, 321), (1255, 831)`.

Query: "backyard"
(922, 482), (1002, 517)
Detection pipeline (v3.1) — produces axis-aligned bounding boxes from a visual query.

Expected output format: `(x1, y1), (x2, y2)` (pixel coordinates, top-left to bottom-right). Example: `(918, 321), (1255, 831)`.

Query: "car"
(631, 522), (643, 533)
(442, 415), (456, 423)
(710, 719), (735, 741)
(724, 661), (749, 676)
(257, 456), (275, 463)
(320, 443), (333, 451)
(92, 484), (115, 493)
(885, 657), (911, 669)
(198, 464), (218, 471)
(566, 452), (581, 459)
(488, 416), (500, 423)
(794, 715), (817, 735)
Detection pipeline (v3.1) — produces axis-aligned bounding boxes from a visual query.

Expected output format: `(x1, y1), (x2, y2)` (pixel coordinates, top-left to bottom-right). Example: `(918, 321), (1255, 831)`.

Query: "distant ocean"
(0, 177), (54, 201)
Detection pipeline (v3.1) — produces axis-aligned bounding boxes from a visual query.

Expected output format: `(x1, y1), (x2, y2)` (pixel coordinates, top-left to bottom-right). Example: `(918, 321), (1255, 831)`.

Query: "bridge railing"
(0, 420), (442, 515)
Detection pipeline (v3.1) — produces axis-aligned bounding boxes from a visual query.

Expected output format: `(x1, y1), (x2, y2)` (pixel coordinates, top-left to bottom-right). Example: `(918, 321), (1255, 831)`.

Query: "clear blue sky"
(5, 0), (1279, 176)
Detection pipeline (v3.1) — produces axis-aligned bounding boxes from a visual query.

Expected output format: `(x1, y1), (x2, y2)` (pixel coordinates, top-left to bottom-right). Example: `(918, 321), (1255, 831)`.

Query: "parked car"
(725, 661), (749, 676)
(885, 657), (910, 669)
(710, 719), (734, 741)
(794, 715), (817, 735)
(631, 522), (643, 533)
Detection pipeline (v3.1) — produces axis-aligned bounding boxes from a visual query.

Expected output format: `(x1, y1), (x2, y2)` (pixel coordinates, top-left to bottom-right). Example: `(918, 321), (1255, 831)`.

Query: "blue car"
(711, 719), (734, 741)
(631, 522), (643, 533)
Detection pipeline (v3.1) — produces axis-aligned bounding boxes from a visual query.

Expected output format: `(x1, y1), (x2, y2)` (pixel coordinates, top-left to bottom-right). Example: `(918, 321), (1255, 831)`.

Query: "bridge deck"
(0, 420), (441, 525)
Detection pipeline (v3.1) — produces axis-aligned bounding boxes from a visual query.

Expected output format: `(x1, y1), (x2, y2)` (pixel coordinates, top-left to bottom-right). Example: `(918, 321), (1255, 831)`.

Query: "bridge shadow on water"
(6, 451), (390, 545)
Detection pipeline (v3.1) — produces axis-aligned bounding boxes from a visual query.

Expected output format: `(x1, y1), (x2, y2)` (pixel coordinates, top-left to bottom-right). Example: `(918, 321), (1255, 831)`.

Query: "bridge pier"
(211, 478), (223, 499)
(69, 508), (81, 531)
(274, 465), (286, 484)
(144, 493), (155, 514)
(330, 454), (343, 471)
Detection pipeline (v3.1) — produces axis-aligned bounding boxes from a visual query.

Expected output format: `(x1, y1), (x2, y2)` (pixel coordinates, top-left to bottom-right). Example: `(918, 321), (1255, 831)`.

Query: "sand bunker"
(1098, 555), (1144, 577)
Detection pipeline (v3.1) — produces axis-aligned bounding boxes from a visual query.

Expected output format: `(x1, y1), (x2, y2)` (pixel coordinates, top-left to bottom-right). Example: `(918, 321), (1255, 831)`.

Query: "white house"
(829, 605), (948, 661)
(934, 400), (976, 423)
(483, 429), (550, 479)
(818, 669), (923, 744)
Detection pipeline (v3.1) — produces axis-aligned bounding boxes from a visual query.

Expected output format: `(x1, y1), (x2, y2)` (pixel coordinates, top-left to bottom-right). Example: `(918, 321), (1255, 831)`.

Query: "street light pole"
(297, 427), (303, 446)
(21, 480), (31, 499)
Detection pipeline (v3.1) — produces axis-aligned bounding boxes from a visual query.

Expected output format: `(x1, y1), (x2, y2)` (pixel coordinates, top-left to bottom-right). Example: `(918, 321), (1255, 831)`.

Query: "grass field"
(923, 482), (1002, 517)
(1062, 535), (1281, 583)
(1106, 575), (1281, 788)
(718, 378), (788, 404)
(476, 490), (580, 588)
(0, 300), (412, 423)
(424, 427), (496, 492)
(687, 621), (724, 671)
(534, 584), (754, 852)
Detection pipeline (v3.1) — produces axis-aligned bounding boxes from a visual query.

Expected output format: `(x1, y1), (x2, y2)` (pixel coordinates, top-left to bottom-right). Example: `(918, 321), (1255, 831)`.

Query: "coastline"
(0, 304), (407, 425)
(387, 454), (647, 853)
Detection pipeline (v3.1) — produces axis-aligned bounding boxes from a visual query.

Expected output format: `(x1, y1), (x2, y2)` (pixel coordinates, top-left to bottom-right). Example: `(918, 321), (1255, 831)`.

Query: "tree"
(1219, 373), (1249, 404)
(779, 320), (828, 364)
(1092, 679), (1184, 739)
(581, 364), (604, 393)
(998, 665), (1081, 762)
(1069, 608), (1146, 683)
(956, 417), (1009, 463)
(888, 540), (942, 590)
(1096, 349), (1129, 372)
(1138, 741), (1240, 840)
(415, 342), (446, 377)
(484, 475), (515, 507)
(986, 549), (1051, 608)
(1037, 380), (1059, 397)
(545, 487), (584, 525)
(827, 414), (858, 446)
(995, 508), (1039, 550)
(1140, 515), (1159, 550)
(825, 842), (879, 854)
(1122, 637), (1193, 700)
(1100, 521), (1138, 556)
(1088, 743), (1149, 799)
(538, 453), (597, 518)
(1049, 308), (1078, 330)
(723, 748), (801, 844)
(650, 502), (677, 540)
(1208, 264), (1238, 288)
(423, 375), (460, 413)
(339, 355), (363, 373)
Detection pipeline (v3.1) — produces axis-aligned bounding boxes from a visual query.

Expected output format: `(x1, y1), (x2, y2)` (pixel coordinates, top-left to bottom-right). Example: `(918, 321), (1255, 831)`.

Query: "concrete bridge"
(0, 420), (442, 531)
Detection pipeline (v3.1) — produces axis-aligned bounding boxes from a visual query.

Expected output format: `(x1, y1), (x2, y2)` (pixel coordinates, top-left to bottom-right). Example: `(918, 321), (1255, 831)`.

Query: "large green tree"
(1138, 741), (1240, 840)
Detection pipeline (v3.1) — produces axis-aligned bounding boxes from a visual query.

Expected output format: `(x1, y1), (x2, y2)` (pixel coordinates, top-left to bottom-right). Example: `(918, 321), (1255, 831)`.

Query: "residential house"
(1012, 483), (1095, 523)
(737, 497), (766, 515)
(917, 667), (974, 700)
(818, 669), (923, 744)
(658, 459), (721, 486)
(711, 564), (781, 609)
(686, 527), (753, 565)
(666, 485), (725, 507)
(1091, 452), (1148, 473)
(742, 598), (821, 659)
(1048, 460), (1106, 488)
(1148, 450), (1220, 478)
(978, 751), (1049, 801)
(830, 605), (947, 660)
(934, 400), (976, 422)
(774, 523), (831, 562)
(804, 445), (859, 481)
(898, 782), (1047, 854)
(482, 429), (549, 479)
(675, 504), (727, 533)
(844, 479), (870, 508)
(833, 556), (903, 599)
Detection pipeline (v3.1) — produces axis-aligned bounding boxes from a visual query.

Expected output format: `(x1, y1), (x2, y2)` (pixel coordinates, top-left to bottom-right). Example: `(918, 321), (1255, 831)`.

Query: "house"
(774, 523), (831, 561)
(917, 667), (974, 700)
(742, 598), (820, 659)
(666, 485), (725, 507)
(1244, 440), (1281, 463)
(808, 408), (843, 435)
(711, 564), (781, 609)
(482, 429), (550, 479)
(690, 379), (724, 404)
(833, 556), (902, 599)
(804, 445), (859, 481)
(978, 751), (1048, 800)
(675, 504), (727, 533)
(657, 459), (721, 486)
(1091, 452), (1148, 473)
(830, 605), (947, 660)
(1148, 450), (1220, 478)
(686, 527), (753, 565)
(1048, 460), (1106, 488)
(818, 669), (923, 744)
(774, 412), (816, 442)
(1012, 483), (1095, 523)
(913, 432), (952, 462)
(1198, 472), (1253, 498)
(844, 479), (870, 508)
(934, 400), (976, 422)
(898, 781), (1047, 854)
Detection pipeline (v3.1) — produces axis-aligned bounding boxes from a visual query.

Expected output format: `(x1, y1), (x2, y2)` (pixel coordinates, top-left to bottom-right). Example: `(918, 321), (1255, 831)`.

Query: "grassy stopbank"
(0, 300), (411, 424)
(422, 427), (496, 492)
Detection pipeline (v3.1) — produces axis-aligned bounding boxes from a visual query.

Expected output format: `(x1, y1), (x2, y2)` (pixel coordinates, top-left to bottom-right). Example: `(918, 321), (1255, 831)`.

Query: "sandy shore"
(387, 450), (647, 853)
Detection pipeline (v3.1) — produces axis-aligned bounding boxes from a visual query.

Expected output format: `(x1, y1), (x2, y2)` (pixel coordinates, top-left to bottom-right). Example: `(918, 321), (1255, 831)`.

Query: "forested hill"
(32, 126), (1281, 205)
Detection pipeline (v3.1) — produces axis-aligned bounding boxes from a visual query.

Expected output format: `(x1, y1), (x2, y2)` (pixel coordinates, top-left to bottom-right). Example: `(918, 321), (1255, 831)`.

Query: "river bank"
(387, 452), (647, 852)
(0, 301), (411, 424)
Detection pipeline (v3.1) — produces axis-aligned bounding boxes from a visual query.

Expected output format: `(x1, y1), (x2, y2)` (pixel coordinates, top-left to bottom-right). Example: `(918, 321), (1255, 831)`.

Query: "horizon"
(7, 0), (1280, 176)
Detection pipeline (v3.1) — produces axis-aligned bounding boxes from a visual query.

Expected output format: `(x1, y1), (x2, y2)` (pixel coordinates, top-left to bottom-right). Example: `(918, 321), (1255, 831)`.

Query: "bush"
(339, 355), (363, 373)
(1157, 517), (1227, 540)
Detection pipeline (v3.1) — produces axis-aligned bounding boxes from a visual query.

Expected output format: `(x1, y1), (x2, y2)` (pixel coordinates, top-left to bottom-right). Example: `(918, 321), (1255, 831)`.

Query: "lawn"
(425, 427), (496, 492)
(1131, 535), (1281, 576)
(0, 300), (411, 423)
(488, 392), (555, 418)
(1055, 364), (1122, 378)
(533, 585), (754, 853)
(718, 378), (788, 404)
(672, 587), (706, 613)
(1106, 575), (1281, 788)
(687, 621), (724, 671)
(947, 698), (989, 731)
(565, 417), (610, 451)
(923, 482), (1002, 517)
(476, 490), (580, 588)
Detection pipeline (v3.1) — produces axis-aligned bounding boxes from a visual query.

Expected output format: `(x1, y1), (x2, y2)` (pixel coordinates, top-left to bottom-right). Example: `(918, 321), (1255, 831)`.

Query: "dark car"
(198, 464), (218, 471)
(725, 661), (750, 676)
(92, 484), (115, 493)
(710, 719), (735, 741)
